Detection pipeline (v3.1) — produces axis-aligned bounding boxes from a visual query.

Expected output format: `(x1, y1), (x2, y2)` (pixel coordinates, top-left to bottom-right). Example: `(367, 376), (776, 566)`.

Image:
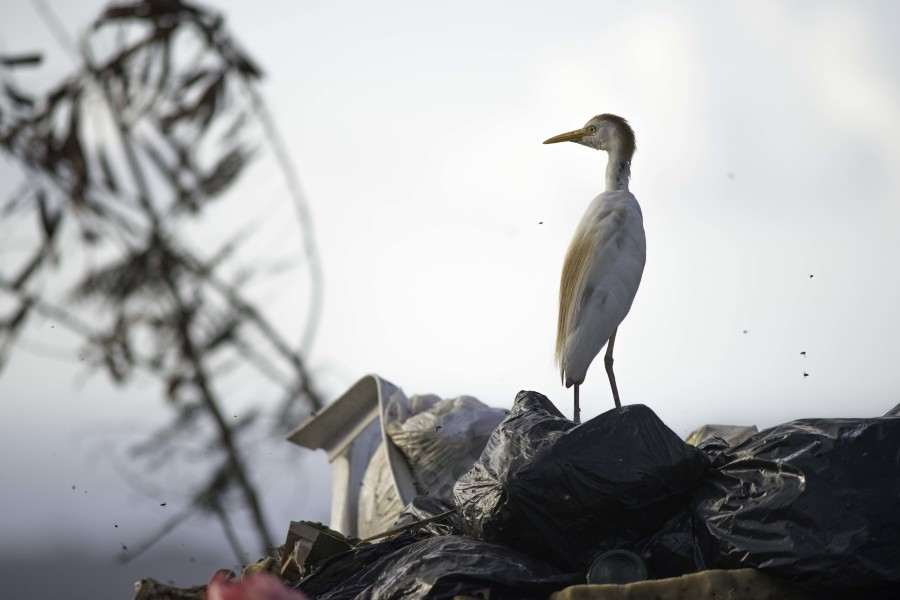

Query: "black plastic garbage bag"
(694, 414), (900, 596)
(297, 532), (578, 600)
(626, 436), (734, 578)
(296, 533), (416, 599)
(630, 509), (702, 579)
(453, 390), (709, 570)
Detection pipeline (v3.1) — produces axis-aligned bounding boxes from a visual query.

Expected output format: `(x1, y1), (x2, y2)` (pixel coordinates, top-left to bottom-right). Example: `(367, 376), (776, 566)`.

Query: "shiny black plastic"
(392, 496), (463, 538)
(452, 390), (709, 569)
(693, 413), (900, 596)
(297, 532), (577, 600)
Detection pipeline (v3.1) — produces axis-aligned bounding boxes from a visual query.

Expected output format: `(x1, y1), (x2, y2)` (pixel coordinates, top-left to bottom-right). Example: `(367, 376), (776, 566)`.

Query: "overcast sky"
(221, 0), (900, 427)
(2, 1), (900, 598)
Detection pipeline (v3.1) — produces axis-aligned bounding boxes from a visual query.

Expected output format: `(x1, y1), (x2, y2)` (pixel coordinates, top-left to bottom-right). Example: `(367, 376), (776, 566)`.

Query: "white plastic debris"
(684, 424), (758, 447)
(287, 374), (503, 539)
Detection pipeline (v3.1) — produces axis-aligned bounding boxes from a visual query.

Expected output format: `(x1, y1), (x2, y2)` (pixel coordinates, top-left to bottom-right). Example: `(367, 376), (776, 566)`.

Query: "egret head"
(543, 114), (636, 158)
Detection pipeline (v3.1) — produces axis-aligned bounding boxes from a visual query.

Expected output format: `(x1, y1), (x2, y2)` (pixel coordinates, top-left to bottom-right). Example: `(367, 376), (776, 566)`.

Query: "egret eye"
(587, 126), (597, 134)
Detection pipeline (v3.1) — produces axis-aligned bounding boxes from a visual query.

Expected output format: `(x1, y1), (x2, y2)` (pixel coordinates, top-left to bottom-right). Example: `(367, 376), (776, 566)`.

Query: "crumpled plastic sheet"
(296, 532), (578, 600)
(453, 390), (709, 570)
(387, 395), (506, 502)
(693, 412), (900, 596)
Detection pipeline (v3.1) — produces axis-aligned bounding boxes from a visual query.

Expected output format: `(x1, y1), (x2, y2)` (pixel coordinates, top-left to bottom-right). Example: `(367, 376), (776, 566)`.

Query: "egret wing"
(557, 192), (646, 385)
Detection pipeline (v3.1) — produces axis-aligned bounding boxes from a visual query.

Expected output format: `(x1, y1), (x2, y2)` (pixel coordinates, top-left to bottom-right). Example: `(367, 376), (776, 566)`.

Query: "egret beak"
(543, 128), (587, 144)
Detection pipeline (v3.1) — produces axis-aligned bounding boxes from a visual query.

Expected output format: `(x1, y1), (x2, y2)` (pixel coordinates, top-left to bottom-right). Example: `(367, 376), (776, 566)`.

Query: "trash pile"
(134, 379), (900, 600)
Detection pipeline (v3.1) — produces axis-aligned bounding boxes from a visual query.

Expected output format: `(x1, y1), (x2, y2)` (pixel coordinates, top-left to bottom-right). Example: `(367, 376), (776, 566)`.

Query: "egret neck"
(606, 151), (631, 192)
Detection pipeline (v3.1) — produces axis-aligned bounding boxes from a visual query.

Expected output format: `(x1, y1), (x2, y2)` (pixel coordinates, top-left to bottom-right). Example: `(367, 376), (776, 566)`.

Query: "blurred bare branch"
(0, 0), (325, 557)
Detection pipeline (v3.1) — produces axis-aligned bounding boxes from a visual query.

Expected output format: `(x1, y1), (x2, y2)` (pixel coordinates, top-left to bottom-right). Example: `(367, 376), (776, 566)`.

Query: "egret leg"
(605, 328), (622, 409)
(573, 384), (581, 424)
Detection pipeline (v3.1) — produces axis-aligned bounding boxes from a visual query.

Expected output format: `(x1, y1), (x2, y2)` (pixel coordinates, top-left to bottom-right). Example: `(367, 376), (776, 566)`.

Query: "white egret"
(544, 114), (646, 423)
